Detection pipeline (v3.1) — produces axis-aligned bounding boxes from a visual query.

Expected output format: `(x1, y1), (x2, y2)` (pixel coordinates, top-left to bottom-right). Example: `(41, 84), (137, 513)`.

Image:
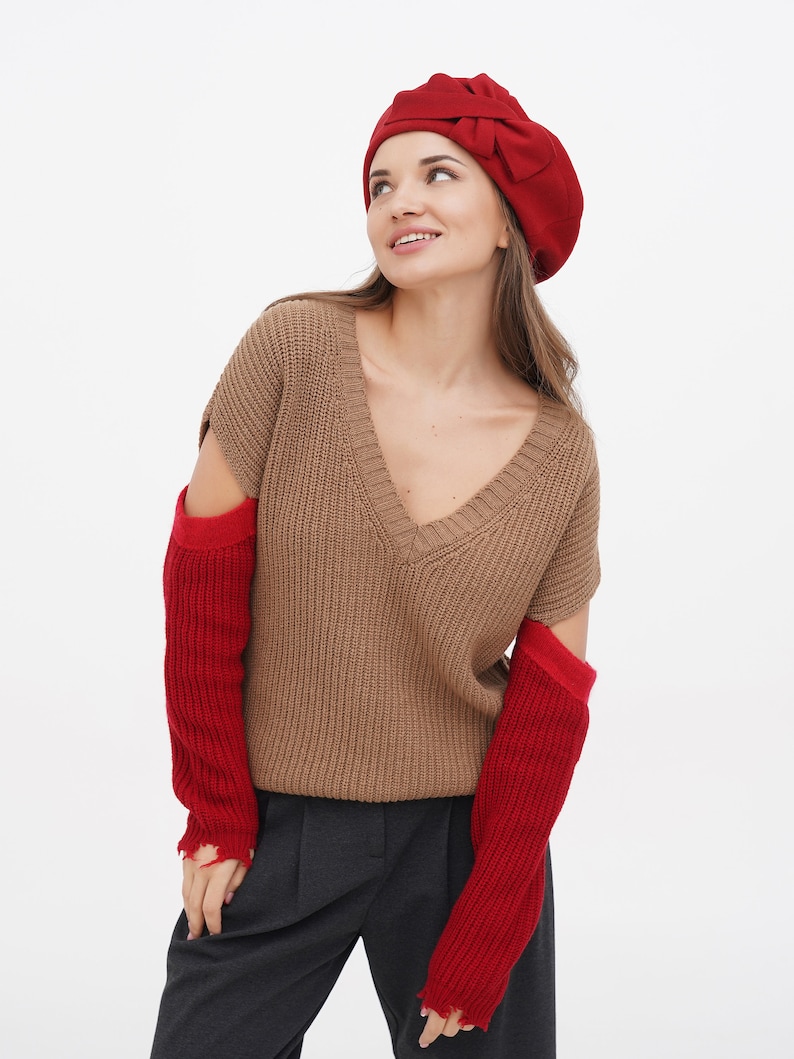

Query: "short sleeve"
(526, 448), (601, 626)
(199, 304), (293, 497)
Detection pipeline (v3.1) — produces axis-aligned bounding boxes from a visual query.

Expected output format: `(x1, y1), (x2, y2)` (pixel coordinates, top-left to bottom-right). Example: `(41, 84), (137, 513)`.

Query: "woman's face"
(366, 131), (509, 294)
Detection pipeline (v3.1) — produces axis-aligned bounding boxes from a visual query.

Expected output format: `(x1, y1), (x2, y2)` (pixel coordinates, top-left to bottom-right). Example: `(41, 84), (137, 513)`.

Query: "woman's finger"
(224, 857), (250, 904)
(419, 1009), (447, 1048)
(441, 1009), (466, 1038)
(202, 861), (240, 935)
(418, 1007), (468, 1048)
(185, 868), (210, 939)
(181, 858), (193, 912)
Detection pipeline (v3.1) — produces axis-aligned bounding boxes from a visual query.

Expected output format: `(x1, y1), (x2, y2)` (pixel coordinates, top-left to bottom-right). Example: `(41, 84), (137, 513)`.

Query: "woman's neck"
(372, 284), (503, 389)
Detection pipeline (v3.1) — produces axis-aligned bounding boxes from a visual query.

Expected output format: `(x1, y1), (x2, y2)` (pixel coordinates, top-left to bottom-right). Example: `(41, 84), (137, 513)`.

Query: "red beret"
(363, 73), (583, 282)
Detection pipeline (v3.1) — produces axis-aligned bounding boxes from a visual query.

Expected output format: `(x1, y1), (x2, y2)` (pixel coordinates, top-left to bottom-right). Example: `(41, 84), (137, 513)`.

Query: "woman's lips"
(390, 231), (441, 254)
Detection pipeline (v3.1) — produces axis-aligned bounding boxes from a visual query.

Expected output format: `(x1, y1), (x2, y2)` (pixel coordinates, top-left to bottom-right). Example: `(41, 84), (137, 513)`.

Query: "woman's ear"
(497, 226), (510, 250)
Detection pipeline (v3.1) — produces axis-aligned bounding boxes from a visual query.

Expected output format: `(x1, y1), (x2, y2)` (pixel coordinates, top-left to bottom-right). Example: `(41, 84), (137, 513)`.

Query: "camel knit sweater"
(201, 299), (600, 802)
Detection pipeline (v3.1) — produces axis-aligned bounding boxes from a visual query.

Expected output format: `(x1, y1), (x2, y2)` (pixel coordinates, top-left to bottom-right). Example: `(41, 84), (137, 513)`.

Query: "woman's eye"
(428, 167), (455, 183)
(370, 181), (390, 198)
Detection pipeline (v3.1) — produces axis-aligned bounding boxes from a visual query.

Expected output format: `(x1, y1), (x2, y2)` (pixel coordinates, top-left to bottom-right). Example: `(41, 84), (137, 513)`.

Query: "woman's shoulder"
(250, 295), (324, 335)
(233, 297), (346, 371)
(258, 295), (347, 335)
(541, 396), (598, 471)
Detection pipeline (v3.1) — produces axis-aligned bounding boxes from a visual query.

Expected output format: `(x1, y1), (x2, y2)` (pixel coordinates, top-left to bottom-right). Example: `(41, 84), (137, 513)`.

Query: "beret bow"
(385, 75), (557, 185)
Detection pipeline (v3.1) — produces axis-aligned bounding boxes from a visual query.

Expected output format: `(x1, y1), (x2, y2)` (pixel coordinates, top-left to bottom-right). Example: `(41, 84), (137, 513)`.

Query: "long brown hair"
(280, 192), (582, 414)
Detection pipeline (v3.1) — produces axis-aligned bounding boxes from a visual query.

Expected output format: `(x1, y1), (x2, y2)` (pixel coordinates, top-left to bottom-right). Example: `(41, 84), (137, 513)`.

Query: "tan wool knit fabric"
(201, 299), (600, 802)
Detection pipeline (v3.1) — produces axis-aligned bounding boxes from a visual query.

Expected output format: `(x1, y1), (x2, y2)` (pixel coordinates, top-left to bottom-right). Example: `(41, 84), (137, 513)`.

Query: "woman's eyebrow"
(369, 154), (469, 180)
(419, 154), (468, 167)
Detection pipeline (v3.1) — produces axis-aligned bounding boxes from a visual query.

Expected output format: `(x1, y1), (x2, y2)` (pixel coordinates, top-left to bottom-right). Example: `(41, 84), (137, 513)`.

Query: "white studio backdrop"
(1, 1), (792, 1056)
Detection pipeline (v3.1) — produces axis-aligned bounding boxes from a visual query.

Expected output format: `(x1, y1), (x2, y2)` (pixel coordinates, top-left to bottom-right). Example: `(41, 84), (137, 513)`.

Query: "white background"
(2, 1), (792, 1056)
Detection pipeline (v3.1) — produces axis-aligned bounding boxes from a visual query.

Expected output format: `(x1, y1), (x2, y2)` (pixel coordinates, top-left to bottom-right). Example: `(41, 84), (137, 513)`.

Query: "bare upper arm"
(184, 427), (249, 517)
(549, 603), (590, 661)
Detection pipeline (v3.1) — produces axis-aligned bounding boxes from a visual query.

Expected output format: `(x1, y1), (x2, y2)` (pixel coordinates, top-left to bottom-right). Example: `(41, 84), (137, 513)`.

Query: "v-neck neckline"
(330, 302), (569, 562)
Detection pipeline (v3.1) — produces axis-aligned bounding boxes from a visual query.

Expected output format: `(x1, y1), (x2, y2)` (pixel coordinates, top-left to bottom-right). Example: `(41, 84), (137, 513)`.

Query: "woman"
(151, 73), (599, 1058)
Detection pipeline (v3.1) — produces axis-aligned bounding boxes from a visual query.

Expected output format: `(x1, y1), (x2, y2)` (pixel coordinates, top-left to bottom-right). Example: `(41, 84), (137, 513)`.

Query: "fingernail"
(420, 1007), (429, 1017)
(186, 932), (195, 941)
(224, 891), (235, 905)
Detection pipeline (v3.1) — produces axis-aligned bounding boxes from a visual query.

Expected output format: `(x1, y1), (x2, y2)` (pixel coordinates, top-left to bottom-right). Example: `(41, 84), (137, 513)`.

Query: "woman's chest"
(364, 380), (539, 527)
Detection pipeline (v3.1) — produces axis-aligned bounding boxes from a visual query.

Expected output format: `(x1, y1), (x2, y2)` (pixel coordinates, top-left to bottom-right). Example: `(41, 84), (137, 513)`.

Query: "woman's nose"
(390, 182), (425, 218)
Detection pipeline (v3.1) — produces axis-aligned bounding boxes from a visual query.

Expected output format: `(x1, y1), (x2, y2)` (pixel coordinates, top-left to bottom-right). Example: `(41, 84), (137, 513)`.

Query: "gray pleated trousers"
(151, 790), (555, 1058)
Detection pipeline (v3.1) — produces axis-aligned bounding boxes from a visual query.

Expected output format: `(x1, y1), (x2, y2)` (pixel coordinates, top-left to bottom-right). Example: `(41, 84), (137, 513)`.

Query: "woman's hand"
(418, 1006), (475, 1048)
(182, 844), (253, 939)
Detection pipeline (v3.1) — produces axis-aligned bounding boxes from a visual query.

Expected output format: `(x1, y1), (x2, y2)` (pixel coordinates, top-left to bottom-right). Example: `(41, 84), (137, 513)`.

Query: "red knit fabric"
(164, 486), (259, 867)
(419, 618), (596, 1030)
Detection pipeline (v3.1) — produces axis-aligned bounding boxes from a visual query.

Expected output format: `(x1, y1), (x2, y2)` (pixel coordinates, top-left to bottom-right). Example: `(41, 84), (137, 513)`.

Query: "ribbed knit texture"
(164, 487), (259, 865)
(201, 299), (600, 801)
(419, 619), (596, 1029)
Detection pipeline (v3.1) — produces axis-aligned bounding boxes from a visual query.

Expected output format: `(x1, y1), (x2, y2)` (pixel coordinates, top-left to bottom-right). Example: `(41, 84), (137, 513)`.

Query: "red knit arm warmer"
(164, 486), (259, 867)
(419, 618), (596, 1030)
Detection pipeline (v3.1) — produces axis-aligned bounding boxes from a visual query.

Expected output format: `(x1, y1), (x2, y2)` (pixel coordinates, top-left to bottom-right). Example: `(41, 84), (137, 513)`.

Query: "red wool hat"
(363, 73), (583, 282)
